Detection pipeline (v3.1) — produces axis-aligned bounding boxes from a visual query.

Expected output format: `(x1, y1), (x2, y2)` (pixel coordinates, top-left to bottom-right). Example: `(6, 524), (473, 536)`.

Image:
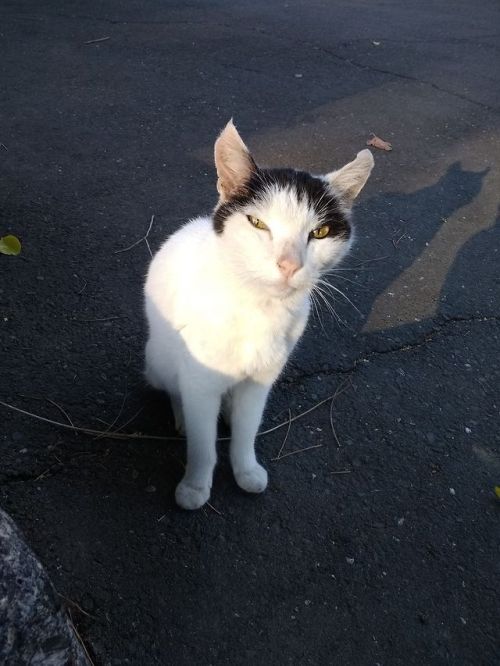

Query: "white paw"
(175, 480), (210, 510)
(234, 464), (268, 494)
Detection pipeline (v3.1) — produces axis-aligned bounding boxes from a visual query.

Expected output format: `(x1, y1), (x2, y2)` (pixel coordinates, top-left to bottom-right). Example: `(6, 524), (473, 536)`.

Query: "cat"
(144, 120), (374, 509)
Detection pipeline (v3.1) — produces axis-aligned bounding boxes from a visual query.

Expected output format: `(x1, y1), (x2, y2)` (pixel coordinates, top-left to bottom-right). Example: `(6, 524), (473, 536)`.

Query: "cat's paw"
(234, 464), (268, 494)
(175, 480), (210, 510)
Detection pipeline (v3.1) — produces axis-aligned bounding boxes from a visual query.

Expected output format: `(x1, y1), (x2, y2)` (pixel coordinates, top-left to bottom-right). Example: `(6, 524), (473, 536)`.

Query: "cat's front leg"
(175, 376), (221, 510)
(230, 379), (271, 494)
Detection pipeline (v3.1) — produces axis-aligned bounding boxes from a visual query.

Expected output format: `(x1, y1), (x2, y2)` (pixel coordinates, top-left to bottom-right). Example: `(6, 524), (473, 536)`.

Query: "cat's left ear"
(214, 120), (257, 201)
(325, 149), (374, 206)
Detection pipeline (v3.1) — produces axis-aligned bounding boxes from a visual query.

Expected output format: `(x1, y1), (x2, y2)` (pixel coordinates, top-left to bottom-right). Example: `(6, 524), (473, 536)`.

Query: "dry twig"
(84, 36), (110, 45)
(76, 316), (123, 323)
(67, 609), (95, 666)
(46, 398), (76, 434)
(115, 214), (155, 258)
(206, 501), (223, 516)
(57, 592), (95, 620)
(271, 444), (323, 461)
(274, 408), (292, 460)
(0, 378), (352, 448)
(329, 396), (341, 448)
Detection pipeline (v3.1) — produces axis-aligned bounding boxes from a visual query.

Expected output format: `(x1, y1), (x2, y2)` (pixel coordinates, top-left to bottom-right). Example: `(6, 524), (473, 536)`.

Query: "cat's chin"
(264, 281), (308, 300)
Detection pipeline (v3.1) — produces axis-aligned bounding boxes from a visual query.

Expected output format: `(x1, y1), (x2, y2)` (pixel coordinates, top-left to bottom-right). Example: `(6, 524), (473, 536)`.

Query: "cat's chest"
(182, 299), (307, 381)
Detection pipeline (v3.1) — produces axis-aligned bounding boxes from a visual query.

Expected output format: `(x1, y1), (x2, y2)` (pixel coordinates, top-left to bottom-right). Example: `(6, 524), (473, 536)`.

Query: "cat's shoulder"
(153, 215), (214, 260)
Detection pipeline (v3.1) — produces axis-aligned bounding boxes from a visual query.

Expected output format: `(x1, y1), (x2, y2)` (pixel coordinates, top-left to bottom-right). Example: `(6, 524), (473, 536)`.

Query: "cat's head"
(213, 120), (374, 298)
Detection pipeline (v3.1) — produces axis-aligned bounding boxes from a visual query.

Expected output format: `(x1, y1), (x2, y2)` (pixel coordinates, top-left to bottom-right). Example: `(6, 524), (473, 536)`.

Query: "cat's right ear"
(214, 120), (257, 201)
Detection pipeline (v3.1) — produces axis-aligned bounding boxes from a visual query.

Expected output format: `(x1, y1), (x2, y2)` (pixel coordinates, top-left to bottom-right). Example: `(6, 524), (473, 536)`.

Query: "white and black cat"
(144, 120), (374, 509)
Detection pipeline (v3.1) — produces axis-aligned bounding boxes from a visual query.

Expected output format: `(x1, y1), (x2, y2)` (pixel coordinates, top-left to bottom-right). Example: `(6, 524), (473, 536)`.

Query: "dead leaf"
(367, 134), (393, 151)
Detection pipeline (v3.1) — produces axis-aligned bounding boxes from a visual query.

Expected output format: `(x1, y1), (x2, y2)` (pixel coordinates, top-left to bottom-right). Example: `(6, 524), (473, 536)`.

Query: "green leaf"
(0, 235), (21, 255)
(495, 486), (500, 499)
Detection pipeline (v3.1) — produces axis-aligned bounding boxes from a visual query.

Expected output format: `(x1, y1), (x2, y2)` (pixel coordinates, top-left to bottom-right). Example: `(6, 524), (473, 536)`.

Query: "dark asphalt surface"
(1, 1), (499, 664)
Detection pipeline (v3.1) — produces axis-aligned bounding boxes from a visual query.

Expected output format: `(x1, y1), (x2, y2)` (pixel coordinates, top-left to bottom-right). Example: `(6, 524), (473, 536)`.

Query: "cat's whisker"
(314, 283), (358, 332)
(348, 253), (390, 266)
(312, 285), (344, 327)
(322, 271), (365, 287)
(309, 290), (327, 334)
(316, 279), (362, 317)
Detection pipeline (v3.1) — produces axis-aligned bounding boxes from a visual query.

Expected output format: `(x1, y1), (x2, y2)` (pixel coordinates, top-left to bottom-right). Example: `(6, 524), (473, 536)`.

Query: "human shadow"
(438, 206), (499, 319)
(292, 162), (491, 371)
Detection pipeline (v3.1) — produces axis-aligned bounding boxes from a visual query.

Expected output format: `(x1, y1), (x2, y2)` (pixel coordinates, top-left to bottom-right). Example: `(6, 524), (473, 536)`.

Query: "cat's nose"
(277, 257), (302, 280)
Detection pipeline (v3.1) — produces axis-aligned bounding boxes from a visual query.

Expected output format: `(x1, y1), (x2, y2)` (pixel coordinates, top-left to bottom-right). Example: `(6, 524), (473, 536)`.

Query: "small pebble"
(346, 557), (354, 565)
(145, 485), (156, 493)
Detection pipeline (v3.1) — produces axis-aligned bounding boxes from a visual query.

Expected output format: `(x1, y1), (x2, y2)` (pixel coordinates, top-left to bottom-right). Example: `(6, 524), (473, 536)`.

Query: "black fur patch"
(213, 168), (350, 240)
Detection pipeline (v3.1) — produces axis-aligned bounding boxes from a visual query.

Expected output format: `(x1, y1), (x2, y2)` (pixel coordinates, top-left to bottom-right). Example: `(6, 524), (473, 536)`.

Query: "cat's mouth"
(273, 276), (310, 298)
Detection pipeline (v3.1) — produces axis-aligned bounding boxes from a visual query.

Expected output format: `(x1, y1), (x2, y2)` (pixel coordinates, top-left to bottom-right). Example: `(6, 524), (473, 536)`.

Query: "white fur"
(144, 122), (373, 509)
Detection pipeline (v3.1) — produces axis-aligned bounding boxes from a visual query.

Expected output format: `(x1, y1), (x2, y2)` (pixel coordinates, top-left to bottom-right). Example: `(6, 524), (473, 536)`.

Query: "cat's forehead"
(214, 167), (350, 237)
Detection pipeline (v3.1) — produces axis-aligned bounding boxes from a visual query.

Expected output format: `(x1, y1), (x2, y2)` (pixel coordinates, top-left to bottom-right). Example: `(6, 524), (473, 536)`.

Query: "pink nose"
(278, 257), (302, 280)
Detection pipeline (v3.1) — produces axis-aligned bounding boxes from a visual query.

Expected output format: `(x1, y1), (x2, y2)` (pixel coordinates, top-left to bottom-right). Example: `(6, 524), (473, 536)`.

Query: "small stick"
(57, 592), (95, 619)
(112, 406), (144, 433)
(84, 36), (110, 44)
(74, 273), (87, 295)
(94, 392), (127, 440)
(46, 398), (76, 434)
(115, 214), (155, 257)
(76, 316), (123, 323)
(329, 396), (341, 448)
(67, 609), (95, 666)
(34, 467), (52, 481)
(258, 379), (351, 437)
(271, 443), (323, 461)
(274, 408), (292, 460)
(0, 380), (351, 446)
(206, 501), (223, 516)
(331, 469), (352, 474)
(0, 400), (184, 441)
(392, 233), (406, 248)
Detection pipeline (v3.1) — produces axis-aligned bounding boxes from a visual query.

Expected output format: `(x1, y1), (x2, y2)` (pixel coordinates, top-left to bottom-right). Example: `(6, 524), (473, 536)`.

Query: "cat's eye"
(247, 215), (269, 231)
(311, 225), (330, 239)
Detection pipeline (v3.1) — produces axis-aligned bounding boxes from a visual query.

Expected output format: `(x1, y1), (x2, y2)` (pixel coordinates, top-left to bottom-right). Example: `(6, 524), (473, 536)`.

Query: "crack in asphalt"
(0, 12), (204, 26)
(3, 12), (498, 113)
(243, 25), (500, 115)
(315, 46), (500, 114)
(285, 313), (500, 384)
(1, 315), (497, 482)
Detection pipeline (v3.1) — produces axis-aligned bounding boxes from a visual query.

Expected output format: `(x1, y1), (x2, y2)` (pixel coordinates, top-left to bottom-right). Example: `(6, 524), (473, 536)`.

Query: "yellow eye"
(311, 225), (330, 239)
(247, 215), (268, 231)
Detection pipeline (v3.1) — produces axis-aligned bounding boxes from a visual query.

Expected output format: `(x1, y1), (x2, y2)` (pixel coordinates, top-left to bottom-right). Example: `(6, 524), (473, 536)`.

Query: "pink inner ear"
(214, 122), (256, 199)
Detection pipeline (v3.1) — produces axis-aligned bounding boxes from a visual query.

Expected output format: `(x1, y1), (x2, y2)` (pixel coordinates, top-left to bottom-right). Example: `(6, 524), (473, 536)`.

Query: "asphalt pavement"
(1, 1), (499, 664)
